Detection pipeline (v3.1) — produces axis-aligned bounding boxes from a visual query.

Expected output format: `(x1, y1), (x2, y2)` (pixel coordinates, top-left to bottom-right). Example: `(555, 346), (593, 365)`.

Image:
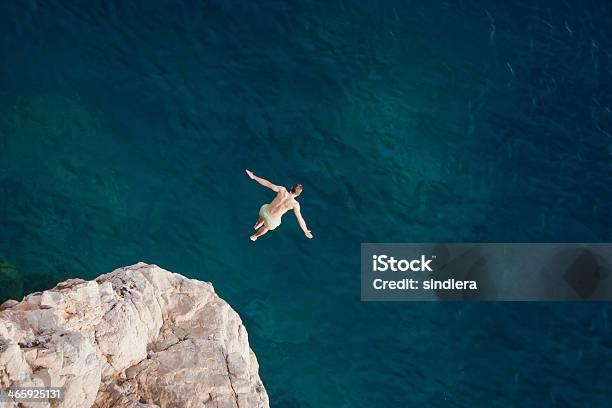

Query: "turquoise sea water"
(1, 1), (612, 406)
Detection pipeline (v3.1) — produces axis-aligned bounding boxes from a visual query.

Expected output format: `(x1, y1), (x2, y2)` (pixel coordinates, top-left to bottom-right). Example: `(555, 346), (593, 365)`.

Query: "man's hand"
(246, 169), (255, 179)
(305, 230), (313, 239)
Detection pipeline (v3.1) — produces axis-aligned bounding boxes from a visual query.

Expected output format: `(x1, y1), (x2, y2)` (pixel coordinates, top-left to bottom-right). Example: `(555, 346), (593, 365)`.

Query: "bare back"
(266, 188), (297, 218)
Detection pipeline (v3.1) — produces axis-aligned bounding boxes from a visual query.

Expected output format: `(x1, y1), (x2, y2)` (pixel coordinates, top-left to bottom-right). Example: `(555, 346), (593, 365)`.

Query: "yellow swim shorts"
(259, 204), (282, 230)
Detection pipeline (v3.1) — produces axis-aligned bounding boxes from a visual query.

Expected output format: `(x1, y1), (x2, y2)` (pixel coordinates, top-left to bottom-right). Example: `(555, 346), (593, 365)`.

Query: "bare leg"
(250, 227), (269, 241)
(254, 217), (264, 230)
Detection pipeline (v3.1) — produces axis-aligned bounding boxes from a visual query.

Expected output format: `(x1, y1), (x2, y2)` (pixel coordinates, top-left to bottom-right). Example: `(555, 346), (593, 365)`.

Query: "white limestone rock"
(0, 263), (269, 408)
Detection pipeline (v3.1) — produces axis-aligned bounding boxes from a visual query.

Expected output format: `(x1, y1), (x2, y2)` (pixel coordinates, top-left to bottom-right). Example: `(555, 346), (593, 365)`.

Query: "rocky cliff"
(0, 263), (269, 408)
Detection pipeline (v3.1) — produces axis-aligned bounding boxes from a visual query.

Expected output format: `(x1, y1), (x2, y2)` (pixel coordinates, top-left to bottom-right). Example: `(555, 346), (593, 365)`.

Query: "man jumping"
(246, 169), (313, 241)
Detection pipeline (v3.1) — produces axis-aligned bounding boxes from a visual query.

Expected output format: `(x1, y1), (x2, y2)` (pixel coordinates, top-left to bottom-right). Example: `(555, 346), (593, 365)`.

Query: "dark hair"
(290, 184), (303, 194)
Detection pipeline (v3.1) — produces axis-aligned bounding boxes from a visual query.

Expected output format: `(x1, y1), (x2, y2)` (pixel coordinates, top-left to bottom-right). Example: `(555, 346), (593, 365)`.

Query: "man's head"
(290, 183), (303, 196)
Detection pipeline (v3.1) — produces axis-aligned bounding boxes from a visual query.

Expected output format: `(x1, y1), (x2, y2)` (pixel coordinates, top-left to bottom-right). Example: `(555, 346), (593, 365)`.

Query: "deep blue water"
(1, 0), (612, 406)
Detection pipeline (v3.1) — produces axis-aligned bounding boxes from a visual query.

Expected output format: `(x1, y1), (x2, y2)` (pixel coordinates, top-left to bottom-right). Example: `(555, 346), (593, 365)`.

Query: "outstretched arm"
(246, 169), (282, 192)
(293, 203), (313, 239)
